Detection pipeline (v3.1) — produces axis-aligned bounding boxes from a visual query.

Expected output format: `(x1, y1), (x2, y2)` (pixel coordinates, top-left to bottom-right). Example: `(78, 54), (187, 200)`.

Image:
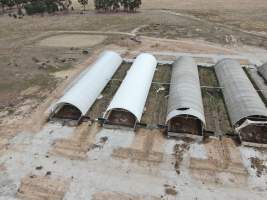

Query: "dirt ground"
(1, 5), (267, 121)
(51, 122), (102, 160)
(112, 128), (164, 163)
(38, 34), (107, 47)
(190, 138), (248, 185)
(16, 175), (69, 200)
(72, 0), (267, 11)
(1, 1), (267, 199)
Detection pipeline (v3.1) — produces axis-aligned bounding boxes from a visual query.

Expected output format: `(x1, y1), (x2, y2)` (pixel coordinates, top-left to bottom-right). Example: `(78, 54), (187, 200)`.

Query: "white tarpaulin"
(105, 53), (157, 122)
(51, 51), (122, 117)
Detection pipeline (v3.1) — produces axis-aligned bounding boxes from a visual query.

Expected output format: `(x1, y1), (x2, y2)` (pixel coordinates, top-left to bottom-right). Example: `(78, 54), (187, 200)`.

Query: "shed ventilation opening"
(177, 108), (190, 111)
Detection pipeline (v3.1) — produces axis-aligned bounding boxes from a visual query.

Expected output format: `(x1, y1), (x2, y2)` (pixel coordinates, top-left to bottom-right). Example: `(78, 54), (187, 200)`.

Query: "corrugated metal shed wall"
(105, 53), (157, 122)
(258, 63), (267, 81)
(166, 56), (206, 126)
(51, 51), (123, 116)
(215, 59), (267, 126)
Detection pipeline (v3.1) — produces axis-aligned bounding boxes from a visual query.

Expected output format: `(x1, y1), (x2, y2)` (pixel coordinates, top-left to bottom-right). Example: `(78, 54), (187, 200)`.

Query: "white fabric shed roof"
(258, 62), (267, 81)
(105, 53), (157, 122)
(166, 56), (206, 126)
(51, 51), (122, 116)
(215, 58), (267, 126)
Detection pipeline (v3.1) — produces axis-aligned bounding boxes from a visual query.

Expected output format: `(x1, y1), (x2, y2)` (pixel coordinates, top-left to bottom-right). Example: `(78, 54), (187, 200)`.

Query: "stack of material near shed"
(258, 62), (267, 82)
(166, 56), (206, 138)
(50, 51), (123, 124)
(215, 58), (267, 145)
(104, 53), (157, 130)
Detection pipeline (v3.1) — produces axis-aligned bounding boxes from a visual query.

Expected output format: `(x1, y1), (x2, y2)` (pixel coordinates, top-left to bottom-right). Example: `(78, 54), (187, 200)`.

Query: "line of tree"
(94, 0), (142, 12)
(0, 0), (72, 15)
(0, 0), (142, 15)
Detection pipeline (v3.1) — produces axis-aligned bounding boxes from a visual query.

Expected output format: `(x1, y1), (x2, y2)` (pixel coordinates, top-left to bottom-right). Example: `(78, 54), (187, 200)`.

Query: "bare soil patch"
(17, 175), (69, 200)
(51, 122), (101, 160)
(38, 34), (107, 48)
(112, 129), (164, 164)
(92, 191), (160, 200)
(190, 138), (248, 185)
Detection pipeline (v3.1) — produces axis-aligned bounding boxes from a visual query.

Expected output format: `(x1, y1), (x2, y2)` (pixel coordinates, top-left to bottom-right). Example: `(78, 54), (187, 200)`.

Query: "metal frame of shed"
(104, 53), (157, 130)
(166, 56), (206, 138)
(49, 51), (123, 123)
(215, 58), (267, 144)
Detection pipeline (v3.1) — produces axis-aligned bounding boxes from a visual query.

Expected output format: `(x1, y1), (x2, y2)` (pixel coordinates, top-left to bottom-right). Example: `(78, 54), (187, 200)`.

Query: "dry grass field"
(1, 0), (267, 138)
(73, 0), (267, 11)
(1, 1), (267, 199)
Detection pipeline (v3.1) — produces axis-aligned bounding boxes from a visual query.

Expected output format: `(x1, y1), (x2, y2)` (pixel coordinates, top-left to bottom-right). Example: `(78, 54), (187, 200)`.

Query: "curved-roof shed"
(104, 53), (157, 122)
(166, 56), (206, 126)
(258, 63), (267, 81)
(215, 58), (267, 126)
(51, 51), (122, 119)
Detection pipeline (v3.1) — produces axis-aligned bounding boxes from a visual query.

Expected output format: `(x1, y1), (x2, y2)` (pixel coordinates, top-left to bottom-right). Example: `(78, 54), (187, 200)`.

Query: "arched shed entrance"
(166, 56), (206, 138)
(103, 53), (157, 130)
(49, 51), (122, 125)
(104, 108), (138, 129)
(215, 58), (267, 145)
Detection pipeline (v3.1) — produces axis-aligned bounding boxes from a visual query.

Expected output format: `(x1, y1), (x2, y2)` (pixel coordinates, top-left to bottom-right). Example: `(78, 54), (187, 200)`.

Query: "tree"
(24, 0), (46, 15)
(22, 0), (72, 15)
(78, 0), (88, 11)
(94, 0), (141, 13)
(5, 0), (15, 9)
(0, 0), (6, 12)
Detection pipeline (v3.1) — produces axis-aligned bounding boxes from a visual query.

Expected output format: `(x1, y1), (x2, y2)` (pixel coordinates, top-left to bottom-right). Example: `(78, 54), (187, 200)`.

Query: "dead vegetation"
(198, 67), (232, 135)
(181, 9), (267, 33)
(164, 187), (178, 196)
(250, 157), (267, 177)
(173, 142), (190, 175)
(138, 20), (267, 48)
(141, 65), (171, 125)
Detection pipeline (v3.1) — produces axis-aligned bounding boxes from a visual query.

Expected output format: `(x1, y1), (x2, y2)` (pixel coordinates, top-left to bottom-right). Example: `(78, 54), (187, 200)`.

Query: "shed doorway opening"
(236, 115), (267, 145)
(51, 103), (82, 121)
(239, 123), (267, 144)
(104, 108), (137, 129)
(168, 115), (203, 136)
